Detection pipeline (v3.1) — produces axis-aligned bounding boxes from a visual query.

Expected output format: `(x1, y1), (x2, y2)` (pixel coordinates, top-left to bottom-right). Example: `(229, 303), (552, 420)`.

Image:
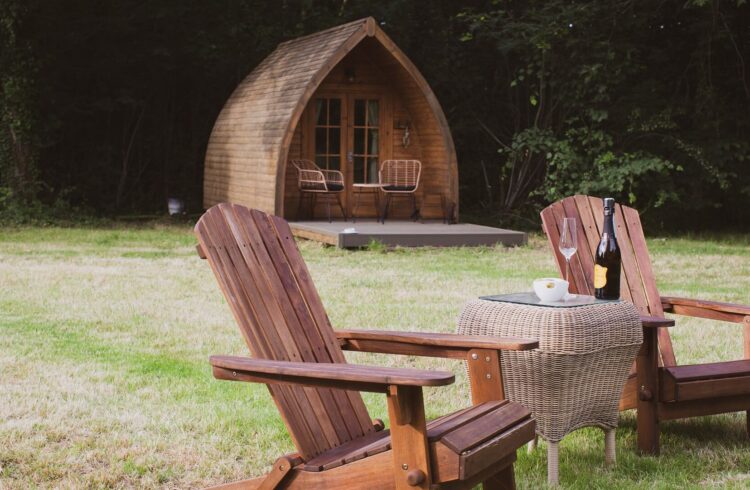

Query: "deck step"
(289, 220), (527, 248)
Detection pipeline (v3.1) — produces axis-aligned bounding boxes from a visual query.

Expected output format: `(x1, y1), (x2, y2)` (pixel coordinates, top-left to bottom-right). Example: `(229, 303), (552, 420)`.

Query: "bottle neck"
(603, 212), (615, 236)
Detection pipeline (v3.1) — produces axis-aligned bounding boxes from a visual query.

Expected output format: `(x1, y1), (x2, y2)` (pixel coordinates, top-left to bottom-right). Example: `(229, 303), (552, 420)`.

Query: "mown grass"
(1, 224), (749, 488)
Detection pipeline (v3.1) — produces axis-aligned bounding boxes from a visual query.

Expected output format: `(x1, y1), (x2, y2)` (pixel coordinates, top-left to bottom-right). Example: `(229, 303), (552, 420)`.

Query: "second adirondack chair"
(541, 195), (750, 455)
(195, 203), (538, 490)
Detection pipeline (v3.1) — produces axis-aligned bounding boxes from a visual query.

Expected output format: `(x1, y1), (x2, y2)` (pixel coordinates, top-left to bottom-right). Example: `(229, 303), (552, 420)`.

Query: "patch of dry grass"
(0, 226), (748, 488)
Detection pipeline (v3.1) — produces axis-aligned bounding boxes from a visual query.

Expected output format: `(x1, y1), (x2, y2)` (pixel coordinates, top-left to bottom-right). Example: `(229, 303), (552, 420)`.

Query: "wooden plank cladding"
(204, 17), (459, 222)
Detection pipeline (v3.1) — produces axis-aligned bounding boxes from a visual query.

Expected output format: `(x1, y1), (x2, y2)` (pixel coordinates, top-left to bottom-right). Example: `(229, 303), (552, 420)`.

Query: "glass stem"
(565, 258), (570, 282)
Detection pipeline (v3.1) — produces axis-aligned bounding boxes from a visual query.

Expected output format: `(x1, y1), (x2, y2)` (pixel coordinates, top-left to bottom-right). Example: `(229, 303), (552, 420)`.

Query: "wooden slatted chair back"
(540, 195), (677, 366)
(195, 203), (374, 460)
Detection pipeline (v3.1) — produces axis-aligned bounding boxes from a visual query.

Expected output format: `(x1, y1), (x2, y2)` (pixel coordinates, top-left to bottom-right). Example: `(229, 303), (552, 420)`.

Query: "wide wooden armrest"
(337, 329), (538, 350)
(209, 355), (455, 393)
(661, 296), (750, 323)
(640, 316), (675, 328)
(336, 329), (538, 360)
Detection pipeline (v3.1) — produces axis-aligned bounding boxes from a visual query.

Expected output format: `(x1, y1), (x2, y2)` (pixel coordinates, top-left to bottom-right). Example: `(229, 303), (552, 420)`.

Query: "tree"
(0, 0), (38, 200)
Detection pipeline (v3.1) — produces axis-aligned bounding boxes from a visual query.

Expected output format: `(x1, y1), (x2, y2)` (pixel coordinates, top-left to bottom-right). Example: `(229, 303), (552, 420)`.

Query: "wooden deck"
(289, 220), (527, 248)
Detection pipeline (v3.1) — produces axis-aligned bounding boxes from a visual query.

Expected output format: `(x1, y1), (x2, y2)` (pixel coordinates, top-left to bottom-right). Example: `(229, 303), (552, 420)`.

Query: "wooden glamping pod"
(203, 17), (458, 222)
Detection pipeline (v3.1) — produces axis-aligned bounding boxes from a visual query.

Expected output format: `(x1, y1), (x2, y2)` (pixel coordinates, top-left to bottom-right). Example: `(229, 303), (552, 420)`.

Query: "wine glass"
(559, 218), (577, 284)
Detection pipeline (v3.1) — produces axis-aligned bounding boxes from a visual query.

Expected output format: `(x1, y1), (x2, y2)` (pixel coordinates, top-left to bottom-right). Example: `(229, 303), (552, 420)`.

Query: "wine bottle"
(594, 197), (621, 300)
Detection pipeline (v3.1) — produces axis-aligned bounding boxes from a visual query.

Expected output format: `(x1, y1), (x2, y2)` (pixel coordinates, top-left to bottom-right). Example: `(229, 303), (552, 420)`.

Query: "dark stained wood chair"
(541, 195), (750, 455)
(195, 203), (538, 490)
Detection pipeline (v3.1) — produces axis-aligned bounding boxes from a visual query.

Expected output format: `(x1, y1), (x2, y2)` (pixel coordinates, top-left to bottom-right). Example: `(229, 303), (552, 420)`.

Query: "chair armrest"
(661, 296), (750, 323)
(298, 168), (325, 181)
(298, 169), (328, 191)
(336, 329), (539, 360)
(209, 355), (454, 393)
(320, 169), (344, 184)
(640, 316), (675, 328)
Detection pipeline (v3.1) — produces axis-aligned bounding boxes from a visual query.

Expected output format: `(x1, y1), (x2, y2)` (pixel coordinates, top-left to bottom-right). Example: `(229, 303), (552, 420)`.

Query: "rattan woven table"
(456, 293), (642, 486)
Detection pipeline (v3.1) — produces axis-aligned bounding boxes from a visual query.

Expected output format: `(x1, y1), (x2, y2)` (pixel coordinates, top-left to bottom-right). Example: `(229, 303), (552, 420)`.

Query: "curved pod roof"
(204, 17), (457, 216)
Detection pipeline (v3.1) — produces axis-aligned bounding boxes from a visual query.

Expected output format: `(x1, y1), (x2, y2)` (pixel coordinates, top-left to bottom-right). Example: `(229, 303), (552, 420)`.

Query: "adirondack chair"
(541, 195), (750, 455)
(195, 203), (538, 490)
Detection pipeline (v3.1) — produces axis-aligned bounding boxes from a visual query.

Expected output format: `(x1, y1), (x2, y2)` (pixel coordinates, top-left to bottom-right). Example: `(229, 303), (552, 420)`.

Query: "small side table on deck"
(351, 183), (382, 223)
(457, 293), (642, 485)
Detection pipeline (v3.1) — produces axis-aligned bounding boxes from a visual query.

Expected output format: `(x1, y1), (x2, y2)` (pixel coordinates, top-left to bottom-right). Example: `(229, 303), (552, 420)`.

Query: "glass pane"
(354, 100), (366, 126)
(315, 99), (326, 126)
(329, 99), (341, 125)
(353, 156), (365, 183)
(329, 128), (340, 155)
(328, 155), (340, 171)
(368, 129), (379, 155)
(368, 157), (379, 183)
(354, 128), (365, 154)
(315, 155), (326, 168)
(315, 128), (327, 154)
(367, 100), (379, 125)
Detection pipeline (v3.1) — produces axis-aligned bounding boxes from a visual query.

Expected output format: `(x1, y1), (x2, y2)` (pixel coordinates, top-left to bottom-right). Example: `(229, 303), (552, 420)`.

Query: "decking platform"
(289, 220), (527, 248)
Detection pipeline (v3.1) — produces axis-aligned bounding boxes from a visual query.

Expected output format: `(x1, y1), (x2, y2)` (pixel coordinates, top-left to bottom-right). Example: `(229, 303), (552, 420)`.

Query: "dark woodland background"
(1, 0), (748, 230)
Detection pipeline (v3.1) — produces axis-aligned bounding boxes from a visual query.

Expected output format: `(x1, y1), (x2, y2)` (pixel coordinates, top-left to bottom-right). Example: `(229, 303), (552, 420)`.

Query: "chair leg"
(375, 190), (382, 223)
(441, 194), (447, 224)
(636, 327), (660, 455)
(482, 464), (515, 490)
(352, 189), (360, 223)
(311, 194), (317, 220)
(382, 194), (391, 224)
(336, 193), (346, 221)
(527, 434), (538, 454)
(604, 428), (616, 466)
(547, 440), (559, 486)
(296, 192), (304, 221)
(387, 386), (432, 490)
(744, 317), (749, 438)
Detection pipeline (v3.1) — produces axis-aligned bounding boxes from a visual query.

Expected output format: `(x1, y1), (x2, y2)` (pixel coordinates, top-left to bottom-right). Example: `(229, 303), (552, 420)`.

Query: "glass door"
(350, 98), (380, 183)
(313, 98), (343, 170)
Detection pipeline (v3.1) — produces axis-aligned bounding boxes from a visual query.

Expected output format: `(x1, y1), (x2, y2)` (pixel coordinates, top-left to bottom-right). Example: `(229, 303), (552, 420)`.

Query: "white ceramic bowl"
(533, 278), (569, 302)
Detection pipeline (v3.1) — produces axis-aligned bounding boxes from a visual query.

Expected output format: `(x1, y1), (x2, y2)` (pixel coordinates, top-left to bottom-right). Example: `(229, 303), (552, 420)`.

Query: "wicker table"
(456, 294), (642, 485)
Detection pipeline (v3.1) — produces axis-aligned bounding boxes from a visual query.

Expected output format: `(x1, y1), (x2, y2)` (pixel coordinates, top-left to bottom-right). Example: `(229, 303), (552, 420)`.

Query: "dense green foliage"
(0, 1), (748, 229)
(0, 0), (39, 201)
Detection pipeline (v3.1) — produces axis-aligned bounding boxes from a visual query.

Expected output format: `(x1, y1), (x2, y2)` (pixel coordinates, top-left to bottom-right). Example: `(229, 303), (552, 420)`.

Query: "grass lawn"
(1, 224), (749, 489)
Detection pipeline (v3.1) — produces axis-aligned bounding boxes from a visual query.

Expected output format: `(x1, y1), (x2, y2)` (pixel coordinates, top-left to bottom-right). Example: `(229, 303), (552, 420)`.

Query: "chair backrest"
(195, 204), (374, 460)
(291, 158), (320, 172)
(291, 159), (327, 192)
(540, 195), (676, 366)
(379, 159), (421, 188)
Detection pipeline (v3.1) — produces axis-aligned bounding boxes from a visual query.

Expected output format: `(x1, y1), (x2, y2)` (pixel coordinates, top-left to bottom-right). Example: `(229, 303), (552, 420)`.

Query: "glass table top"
(480, 292), (622, 308)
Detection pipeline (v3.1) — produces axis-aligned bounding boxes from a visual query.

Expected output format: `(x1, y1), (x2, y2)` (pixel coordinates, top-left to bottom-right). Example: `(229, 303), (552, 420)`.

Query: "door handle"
(347, 151), (353, 163)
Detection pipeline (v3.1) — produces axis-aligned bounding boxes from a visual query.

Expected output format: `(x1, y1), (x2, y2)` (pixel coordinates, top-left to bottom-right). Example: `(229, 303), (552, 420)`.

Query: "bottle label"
(594, 264), (608, 289)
